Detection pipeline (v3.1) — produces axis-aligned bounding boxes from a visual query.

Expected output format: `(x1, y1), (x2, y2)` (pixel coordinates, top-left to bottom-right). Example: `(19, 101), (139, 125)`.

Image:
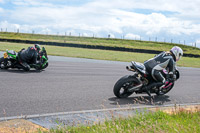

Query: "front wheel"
(113, 75), (140, 98)
(42, 62), (48, 69)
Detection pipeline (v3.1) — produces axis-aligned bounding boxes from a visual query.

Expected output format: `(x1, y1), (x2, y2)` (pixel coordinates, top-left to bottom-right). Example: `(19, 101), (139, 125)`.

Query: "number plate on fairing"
(3, 53), (8, 58)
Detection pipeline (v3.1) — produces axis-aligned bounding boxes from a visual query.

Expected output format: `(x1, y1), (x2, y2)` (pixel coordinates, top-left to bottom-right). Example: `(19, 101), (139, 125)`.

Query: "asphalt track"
(0, 53), (200, 118)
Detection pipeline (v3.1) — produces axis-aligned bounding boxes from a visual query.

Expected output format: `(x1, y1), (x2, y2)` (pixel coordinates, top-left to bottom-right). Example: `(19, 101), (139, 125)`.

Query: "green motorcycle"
(0, 47), (48, 70)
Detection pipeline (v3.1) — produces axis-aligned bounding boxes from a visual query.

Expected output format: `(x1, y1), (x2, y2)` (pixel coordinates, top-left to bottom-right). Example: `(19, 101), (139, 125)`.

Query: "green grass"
(1, 32), (200, 55)
(41, 111), (200, 133)
(1, 42), (200, 68)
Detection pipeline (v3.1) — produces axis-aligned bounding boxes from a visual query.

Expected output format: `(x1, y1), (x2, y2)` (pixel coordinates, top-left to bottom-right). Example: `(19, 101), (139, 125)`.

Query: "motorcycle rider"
(18, 44), (41, 71)
(144, 46), (183, 95)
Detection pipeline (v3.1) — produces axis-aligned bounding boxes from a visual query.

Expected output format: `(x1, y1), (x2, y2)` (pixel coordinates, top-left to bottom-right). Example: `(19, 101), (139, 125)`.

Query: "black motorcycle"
(113, 61), (180, 98)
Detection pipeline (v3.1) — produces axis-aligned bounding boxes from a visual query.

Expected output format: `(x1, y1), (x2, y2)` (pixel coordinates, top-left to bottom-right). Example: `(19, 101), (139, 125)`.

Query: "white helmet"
(170, 46), (183, 61)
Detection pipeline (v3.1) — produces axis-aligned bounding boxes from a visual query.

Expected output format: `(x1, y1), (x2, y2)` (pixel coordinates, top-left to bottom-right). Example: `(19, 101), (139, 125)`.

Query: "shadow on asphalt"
(0, 69), (43, 74)
(108, 95), (171, 106)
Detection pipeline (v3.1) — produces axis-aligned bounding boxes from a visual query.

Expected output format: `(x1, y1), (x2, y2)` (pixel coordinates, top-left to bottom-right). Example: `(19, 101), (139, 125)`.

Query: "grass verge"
(1, 42), (200, 68)
(41, 109), (200, 133)
(1, 32), (200, 55)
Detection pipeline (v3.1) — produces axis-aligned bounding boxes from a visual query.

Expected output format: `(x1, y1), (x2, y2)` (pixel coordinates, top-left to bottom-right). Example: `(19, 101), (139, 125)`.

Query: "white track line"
(0, 102), (200, 121)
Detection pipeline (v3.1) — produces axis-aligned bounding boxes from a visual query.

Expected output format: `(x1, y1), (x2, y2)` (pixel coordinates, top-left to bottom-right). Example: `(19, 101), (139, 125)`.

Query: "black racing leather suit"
(18, 47), (38, 71)
(144, 52), (176, 85)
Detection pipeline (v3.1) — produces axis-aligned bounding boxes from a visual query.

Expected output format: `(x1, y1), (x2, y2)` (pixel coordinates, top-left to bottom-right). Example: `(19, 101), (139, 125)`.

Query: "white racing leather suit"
(144, 52), (176, 85)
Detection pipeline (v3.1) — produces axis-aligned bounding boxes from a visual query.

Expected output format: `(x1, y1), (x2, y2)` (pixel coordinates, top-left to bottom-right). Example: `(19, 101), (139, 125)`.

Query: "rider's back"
(144, 52), (175, 72)
(19, 47), (37, 63)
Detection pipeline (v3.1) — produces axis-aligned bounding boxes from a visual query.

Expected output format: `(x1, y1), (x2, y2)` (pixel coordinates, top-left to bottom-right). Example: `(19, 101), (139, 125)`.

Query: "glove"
(173, 74), (176, 81)
(169, 73), (176, 81)
(168, 76), (176, 83)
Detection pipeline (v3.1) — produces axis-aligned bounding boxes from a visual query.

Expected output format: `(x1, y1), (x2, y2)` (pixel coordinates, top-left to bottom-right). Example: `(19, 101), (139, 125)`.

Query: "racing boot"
(157, 82), (169, 95)
(20, 62), (30, 71)
(157, 85), (165, 95)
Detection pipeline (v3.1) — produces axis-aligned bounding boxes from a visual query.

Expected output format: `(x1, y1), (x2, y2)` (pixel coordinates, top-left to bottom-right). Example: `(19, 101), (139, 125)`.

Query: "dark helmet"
(34, 44), (41, 51)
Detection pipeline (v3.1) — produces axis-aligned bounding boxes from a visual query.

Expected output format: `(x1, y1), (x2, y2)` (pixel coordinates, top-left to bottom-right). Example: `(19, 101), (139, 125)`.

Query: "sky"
(0, 0), (200, 48)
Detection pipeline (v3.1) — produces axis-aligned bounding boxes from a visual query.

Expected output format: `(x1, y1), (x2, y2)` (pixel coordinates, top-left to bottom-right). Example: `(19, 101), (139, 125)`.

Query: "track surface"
(0, 55), (200, 118)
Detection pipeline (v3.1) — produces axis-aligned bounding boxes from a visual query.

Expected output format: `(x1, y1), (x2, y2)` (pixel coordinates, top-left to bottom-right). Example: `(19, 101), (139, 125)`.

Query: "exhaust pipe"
(128, 84), (143, 92)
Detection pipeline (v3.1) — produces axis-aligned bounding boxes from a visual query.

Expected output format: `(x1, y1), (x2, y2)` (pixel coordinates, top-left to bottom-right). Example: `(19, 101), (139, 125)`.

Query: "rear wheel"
(113, 75), (140, 98)
(0, 57), (8, 69)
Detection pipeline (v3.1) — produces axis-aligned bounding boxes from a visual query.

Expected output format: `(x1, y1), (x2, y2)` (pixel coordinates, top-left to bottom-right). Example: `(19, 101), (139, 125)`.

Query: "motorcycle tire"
(0, 57), (8, 69)
(42, 62), (48, 69)
(113, 75), (140, 98)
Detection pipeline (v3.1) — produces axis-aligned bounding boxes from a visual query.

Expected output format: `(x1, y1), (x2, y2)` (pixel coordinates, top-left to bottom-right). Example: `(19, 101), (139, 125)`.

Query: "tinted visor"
(177, 53), (182, 61)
